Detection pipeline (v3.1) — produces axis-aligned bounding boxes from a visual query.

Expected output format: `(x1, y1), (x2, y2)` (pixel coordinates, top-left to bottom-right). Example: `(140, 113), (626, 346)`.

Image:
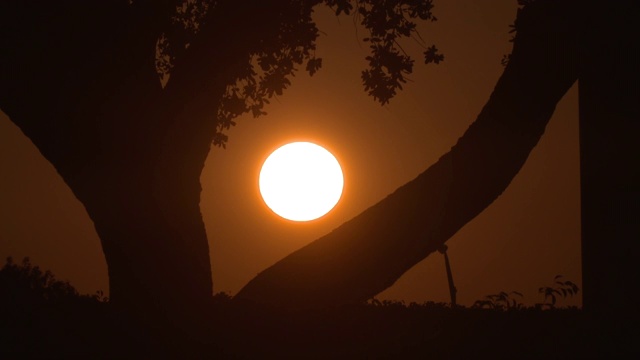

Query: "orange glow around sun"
(259, 142), (344, 221)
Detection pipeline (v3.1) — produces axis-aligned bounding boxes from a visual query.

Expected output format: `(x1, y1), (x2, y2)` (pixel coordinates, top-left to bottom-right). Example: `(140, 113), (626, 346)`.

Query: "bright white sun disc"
(259, 142), (344, 221)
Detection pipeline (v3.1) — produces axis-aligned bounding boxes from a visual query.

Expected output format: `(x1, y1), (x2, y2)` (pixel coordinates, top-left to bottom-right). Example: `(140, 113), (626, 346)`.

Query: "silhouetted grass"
(1, 258), (635, 359)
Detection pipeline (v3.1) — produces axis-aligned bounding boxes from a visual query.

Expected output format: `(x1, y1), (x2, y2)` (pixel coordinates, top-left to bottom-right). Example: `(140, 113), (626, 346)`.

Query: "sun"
(259, 142), (344, 221)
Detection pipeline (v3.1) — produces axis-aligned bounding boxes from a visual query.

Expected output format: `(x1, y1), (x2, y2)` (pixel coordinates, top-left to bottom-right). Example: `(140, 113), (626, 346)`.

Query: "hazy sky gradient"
(0, 0), (581, 307)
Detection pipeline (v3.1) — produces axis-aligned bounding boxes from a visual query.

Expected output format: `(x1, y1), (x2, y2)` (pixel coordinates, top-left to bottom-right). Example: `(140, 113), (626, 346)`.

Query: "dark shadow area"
(1, 258), (635, 359)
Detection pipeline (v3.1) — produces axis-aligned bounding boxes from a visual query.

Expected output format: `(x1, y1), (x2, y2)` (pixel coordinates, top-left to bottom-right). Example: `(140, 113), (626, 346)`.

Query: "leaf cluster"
(356, 0), (442, 104)
(472, 275), (580, 311)
(156, 0), (443, 147)
(367, 298), (407, 308)
(156, 0), (213, 85)
(146, 0), (238, 147)
(501, 0), (539, 67)
(537, 275), (579, 309)
(472, 291), (524, 311)
(214, 1), (322, 147)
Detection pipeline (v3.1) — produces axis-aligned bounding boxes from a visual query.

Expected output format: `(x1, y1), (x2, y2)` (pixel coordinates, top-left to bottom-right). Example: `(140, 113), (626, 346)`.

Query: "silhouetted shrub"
(0, 257), (79, 305)
(0, 257), (121, 359)
(473, 291), (524, 310)
(472, 276), (581, 311)
(536, 275), (580, 309)
(212, 291), (232, 303)
(0, 259), (608, 359)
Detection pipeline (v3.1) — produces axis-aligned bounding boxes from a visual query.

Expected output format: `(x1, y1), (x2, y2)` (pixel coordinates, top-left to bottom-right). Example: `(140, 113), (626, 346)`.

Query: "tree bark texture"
(236, 0), (580, 309)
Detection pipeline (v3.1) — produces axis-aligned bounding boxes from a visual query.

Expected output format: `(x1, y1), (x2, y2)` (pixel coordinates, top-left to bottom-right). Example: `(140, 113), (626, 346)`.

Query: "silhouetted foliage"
(153, 0), (444, 145)
(537, 275), (580, 309)
(0, 258), (123, 358)
(0, 258), (630, 359)
(473, 291), (524, 310)
(0, 257), (78, 304)
(501, 0), (539, 67)
(472, 276), (580, 311)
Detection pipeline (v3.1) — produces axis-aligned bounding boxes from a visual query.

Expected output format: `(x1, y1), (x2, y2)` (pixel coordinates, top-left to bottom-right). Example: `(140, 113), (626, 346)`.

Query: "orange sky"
(0, 0), (582, 307)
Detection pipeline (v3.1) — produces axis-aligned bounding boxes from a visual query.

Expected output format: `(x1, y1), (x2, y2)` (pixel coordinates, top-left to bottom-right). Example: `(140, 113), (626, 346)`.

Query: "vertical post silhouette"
(438, 245), (457, 307)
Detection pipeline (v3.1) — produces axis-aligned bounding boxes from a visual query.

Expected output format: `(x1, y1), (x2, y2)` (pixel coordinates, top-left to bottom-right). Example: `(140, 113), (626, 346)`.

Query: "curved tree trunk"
(74, 103), (218, 316)
(0, 0), (303, 321)
(0, 2), (222, 319)
(236, 0), (580, 309)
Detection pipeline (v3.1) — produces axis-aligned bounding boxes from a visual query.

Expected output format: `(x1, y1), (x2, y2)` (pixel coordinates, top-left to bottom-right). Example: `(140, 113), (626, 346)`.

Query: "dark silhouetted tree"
(2, 0), (637, 324)
(0, 0), (441, 318)
(237, 0), (639, 323)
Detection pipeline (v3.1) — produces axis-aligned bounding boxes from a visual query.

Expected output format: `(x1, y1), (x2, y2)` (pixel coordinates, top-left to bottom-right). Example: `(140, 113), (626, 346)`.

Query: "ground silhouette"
(3, 258), (635, 358)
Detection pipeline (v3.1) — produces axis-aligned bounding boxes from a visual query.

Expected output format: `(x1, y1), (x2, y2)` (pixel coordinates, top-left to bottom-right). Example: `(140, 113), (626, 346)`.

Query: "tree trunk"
(1, 0), (312, 320)
(3, 83), (217, 321)
(236, 0), (580, 309)
(79, 144), (214, 317)
(71, 101), (216, 317)
(578, 1), (639, 321)
(0, 2), (218, 320)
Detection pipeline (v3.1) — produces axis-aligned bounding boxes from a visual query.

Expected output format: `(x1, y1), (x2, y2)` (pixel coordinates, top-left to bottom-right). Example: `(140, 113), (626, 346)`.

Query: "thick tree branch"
(236, 0), (579, 309)
(0, 1), (163, 185)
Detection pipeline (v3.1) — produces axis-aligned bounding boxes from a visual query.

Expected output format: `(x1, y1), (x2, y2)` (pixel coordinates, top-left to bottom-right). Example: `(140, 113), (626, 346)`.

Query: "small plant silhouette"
(472, 291), (524, 310)
(367, 298), (406, 308)
(473, 276), (580, 310)
(537, 275), (579, 309)
(92, 289), (109, 303)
